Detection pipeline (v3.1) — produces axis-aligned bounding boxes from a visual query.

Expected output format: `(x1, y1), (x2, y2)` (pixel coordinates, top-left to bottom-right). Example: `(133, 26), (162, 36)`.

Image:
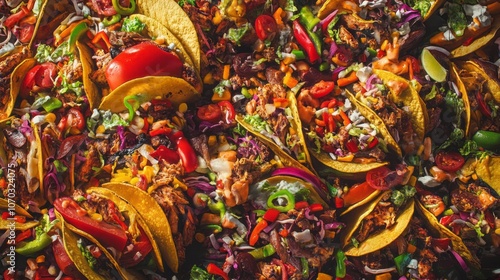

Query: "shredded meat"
(355, 200), (396, 243)
(0, 47), (29, 77)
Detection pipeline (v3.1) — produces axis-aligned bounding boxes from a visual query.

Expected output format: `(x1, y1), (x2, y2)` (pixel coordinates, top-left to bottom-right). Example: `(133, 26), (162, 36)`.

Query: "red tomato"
(52, 236), (83, 278)
(66, 108), (85, 131)
(105, 42), (183, 91)
(435, 151), (465, 172)
(18, 23), (35, 43)
(218, 101), (235, 123)
(197, 104), (222, 123)
(90, 0), (130, 16)
(34, 62), (57, 89)
(53, 197), (128, 252)
(310, 81), (335, 98)
(343, 182), (376, 207)
(20, 65), (42, 98)
(366, 166), (403, 190)
(255, 15), (278, 41)
(177, 137), (198, 173)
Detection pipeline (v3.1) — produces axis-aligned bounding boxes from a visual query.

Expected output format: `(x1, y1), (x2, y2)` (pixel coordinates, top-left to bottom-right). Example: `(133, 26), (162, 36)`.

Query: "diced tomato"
(310, 81), (335, 98)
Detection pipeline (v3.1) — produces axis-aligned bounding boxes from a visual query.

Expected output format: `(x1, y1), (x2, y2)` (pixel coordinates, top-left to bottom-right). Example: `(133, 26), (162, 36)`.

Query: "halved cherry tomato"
(218, 101), (235, 123)
(366, 166), (403, 190)
(66, 108), (85, 131)
(105, 42), (183, 91)
(343, 182), (376, 207)
(434, 151), (465, 173)
(255, 15), (278, 41)
(310, 81), (335, 98)
(34, 62), (57, 89)
(177, 137), (198, 173)
(18, 23), (35, 43)
(197, 104), (222, 123)
(20, 65), (42, 98)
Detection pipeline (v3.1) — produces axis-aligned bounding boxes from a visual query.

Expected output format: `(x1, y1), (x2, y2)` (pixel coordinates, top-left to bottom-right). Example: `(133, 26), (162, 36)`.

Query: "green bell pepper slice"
(68, 22), (89, 53)
(102, 14), (121, 26)
(16, 214), (58, 256)
(267, 189), (295, 212)
(112, 0), (136, 16)
(248, 244), (276, 260)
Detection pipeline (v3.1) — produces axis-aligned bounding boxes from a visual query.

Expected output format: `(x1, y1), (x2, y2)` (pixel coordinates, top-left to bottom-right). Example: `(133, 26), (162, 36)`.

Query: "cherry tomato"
(66, 108), (85, 131)
(53, 197), (128, 252)
(310, 81), (335, 98)
(20, 65), (42, 98)
(177, 137), (199, 173)
(218, 101), (235, 123)
(34, 62), (57, 89)
(343, 182), (376, 207)
(18, 23), (35, 44)
(434, 151), (465, 173)
(366, 166), (403, 190)
(105, 42), (183, 91)
(254, 15), (278, 41)
(197, 104), (222, 123)
(52, 236), (83, 278)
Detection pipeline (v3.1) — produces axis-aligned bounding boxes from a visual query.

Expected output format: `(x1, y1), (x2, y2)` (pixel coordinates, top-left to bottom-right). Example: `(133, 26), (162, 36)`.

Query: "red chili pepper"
(3, 8), (29, 29)
(206, 263), (229, 280)
(249, 219), (268, 246)
(295, 201), (309, 210)
(367, 137), (379, 149)
(167, 130), (184, 143)
(320, 100), (332, 108)
(462, 37), (475, 46)
(327, 113), (335, 132)
(334, 197), (344, 208)
(177, 137), (199, 173)
(476, 91), (492, 118)
(108, 201), (128, 231)
(293, 20), (320, 63)
(15, 230), (33, 243)
(315, 126), (325, 137)
(149, 127), (172, 137)
(346, 139), (359, 153)
(262, 208), (280, 222)
(309, 203), (324, 212)
(57, 116), (68, 132)
(91, 31), (112, 52)
(377, 49), (386, 58)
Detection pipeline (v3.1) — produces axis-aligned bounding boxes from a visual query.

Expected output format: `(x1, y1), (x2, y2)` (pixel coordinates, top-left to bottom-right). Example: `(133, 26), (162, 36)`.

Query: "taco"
(429, 1), (494, 54)
(455, 59), (500, 151)
(451, 14), (500, 58)
(236, 85), (316, 175)
(0, 117), (44, 208)
(296, 82), (401, 174)
(136, 0), (200, 73)
(0, 47), (32, 121)
(345, 203), (475, 279)
(348, 68), (426, 155)
(53, 188), (165, 273)
(339, 185), (416, 256)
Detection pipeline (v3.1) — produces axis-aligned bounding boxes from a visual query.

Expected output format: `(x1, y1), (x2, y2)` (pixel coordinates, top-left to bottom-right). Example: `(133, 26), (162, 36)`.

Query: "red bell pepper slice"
(309, 203), (324, 212)
(91, 31), (112, 52)
(149, 127), (172, 137)
(15, 230), (33, 243)
(249, 219), (268, 246)
(149, 145), (180, 163)
(262, 208), (280, 222)
(177, 137), (198, 173)
(207, 263), (229, 280)
(295, 201), (309, 210)
(293, 20), (320, 64)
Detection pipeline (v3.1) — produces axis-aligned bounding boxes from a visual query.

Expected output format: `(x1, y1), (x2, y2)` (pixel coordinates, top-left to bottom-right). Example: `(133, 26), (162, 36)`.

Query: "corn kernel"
(36, 255), (45, 264)
(208, 135), (217, 146)
(96, 125), (105, 134)
(178, 103), (188, 113)
(154, 36), (165, 45)
(130, 177), (139, 185)
(409, 176), (417, 187)
(90, 213), (103, 222)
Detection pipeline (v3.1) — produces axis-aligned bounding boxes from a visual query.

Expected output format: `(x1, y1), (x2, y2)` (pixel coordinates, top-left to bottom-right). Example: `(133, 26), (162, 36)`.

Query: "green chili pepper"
(203, 224), (223, 233)
(112, 0), (136, 15)
(102, 14), (121, 26)
(123, 94), (148, 122)
(335, 249), (346, 278)
(292, 49), (306, 60)
(209, 199), (226, 219)
(305, 28), (322, 58)
(248, 244), (276, 260)
(42, 97), (62, 112)
(319, 62), (330, 72)
(299, 6), (320, 31)
(267, 189), (295, 212)
(16, 214), (58, 256)
(395, 252), (412, 275)
(301, 257), (309, 278)
(68, 22), (89, 52)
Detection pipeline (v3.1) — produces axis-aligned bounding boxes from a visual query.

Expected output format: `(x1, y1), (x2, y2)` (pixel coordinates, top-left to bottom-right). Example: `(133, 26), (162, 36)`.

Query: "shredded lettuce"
(178, 0), (195, 7)
(283, 0), (298, 12)
(404, 0), (432, 16)
(226, 23), (251, 46)
(447, 3), (467, 36)
(391, 185), (416, 208)
(102, 111), (129, 130)
(77, 239), (97, 269)
(190, 265), (215, 280)
(121, 17), (146, 33)
(35, 44), (55, 63)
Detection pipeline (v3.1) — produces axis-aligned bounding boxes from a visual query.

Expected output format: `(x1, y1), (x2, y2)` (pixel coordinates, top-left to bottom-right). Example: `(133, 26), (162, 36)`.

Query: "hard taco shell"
(2, 55), (35, 120)
(339, 192), (415, 256)
(451, 17), (500, 58)
(102, 182), (179, 273)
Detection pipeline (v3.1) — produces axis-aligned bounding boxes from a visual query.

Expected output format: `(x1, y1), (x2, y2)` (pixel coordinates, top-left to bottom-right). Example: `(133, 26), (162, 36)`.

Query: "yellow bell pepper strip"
(206, 263), (229, 280)
(248, 244), (276, 260)
(67, 22), (89, 52)
(16, 214), (58, 256)
(249, 218), (268, 246)
(112, 0), (136, 15)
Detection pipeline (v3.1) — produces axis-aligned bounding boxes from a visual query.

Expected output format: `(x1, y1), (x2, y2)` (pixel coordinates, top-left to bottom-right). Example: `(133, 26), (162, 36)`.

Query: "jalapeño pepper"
(102, 14), (121, 26)
(293, 20), (320, 64)
(248, 244), (276, 260)
(16, 214), (58, 256)
(68, 22), (88, 52)
(267, 189), (295, 212)
(299, 6), (320, 31)
(112, 0), (136, 15)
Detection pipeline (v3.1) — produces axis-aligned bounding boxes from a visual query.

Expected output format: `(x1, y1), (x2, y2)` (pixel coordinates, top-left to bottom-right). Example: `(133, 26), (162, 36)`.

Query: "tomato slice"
(366, 166), (403, 190)
(310, 81), (335, 98)
(197, 103), (222, 123)
(343, 181), (376, 207)
(434, 151), (465, 173)
(218, 101), (235, 123)
(34, 62), (57, 89)
(19, 23), (35, 43)
(20, 65), (42, 98)
(254, 15), (278, 41)
(66, 108), (86, 131)
(53, 197), (128, 252)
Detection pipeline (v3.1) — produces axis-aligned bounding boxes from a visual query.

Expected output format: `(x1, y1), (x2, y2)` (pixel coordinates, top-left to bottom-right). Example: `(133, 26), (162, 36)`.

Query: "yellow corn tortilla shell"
(372, 69), (427, 143)
(77, 41), (101, 110)
(2, 56), (35, 121)
(421, 0), (446, 21)
(414, 198), (481, 269)
(86, 187), (164, 273)
(0, 198), (33, 218)
(452, 17), (500, 58)
(339, 191), (415, 256)
(0, 219), (39, 231)
(130, 14), (195, 69)
(136, 0), (200, 74)
(102, 182), (179, 273)
(460, 60), (500, 104)
(98, 76), (200, 113)
(462, 156), (500, 196)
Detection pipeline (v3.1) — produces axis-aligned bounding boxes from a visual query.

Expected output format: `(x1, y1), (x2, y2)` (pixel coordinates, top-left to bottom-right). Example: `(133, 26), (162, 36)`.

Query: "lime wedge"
(421, 48), (448, 82)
